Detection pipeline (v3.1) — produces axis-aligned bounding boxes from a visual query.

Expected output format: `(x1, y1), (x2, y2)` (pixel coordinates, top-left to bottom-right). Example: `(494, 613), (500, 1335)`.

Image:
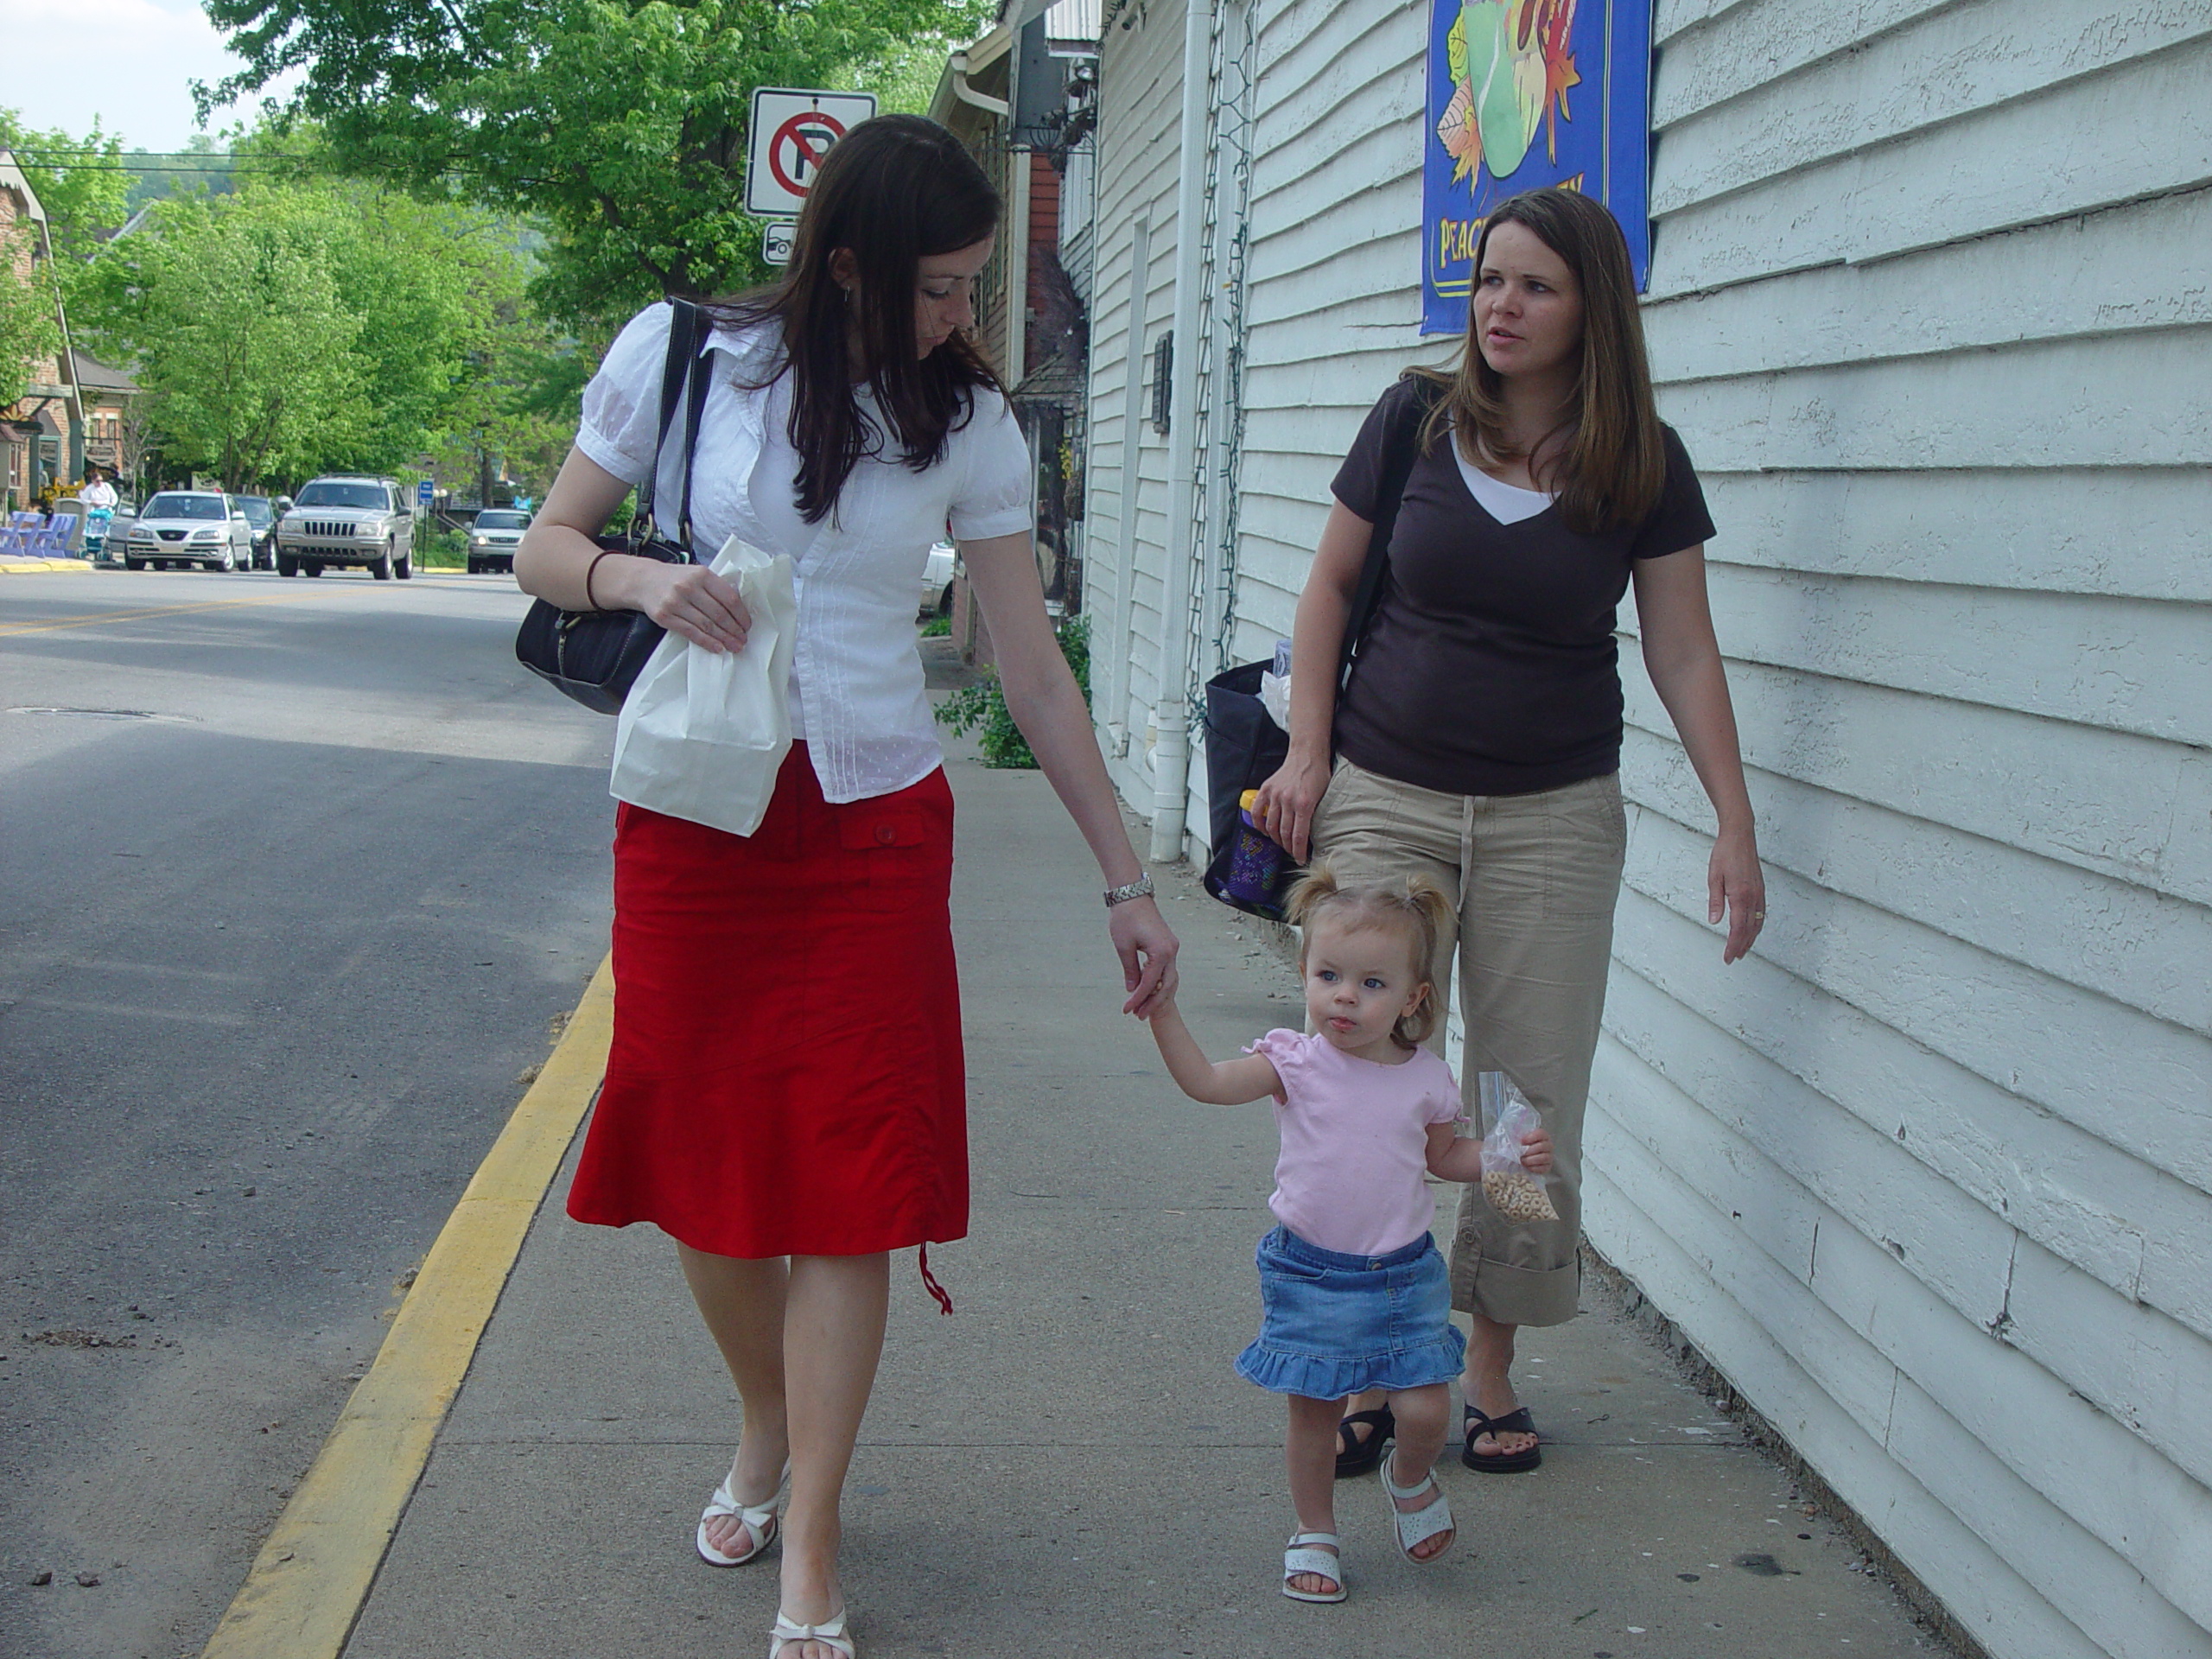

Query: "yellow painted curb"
(200, 956), (615, 1659)
(0, 558), (97, 574)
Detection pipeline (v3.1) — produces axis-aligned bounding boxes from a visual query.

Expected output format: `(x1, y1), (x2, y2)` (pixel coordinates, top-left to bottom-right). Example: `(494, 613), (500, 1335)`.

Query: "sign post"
(747, 88), (878, 219)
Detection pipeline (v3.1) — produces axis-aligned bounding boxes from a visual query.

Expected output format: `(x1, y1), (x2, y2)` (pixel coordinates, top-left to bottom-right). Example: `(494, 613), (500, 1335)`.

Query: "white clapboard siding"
(1609, 884), (2212, 1350)
(1652, 2), (2211, 215)
(1622, 810), (2211, 1190)
(1619, 726), (2210, 1035)
(1087, 0), (2212, 1648)
(1642, 185), (2212, 382)
(1588, 1130), (2212, 1659)
(1085, 0), (1190, 803)
(1648, 36), (2212, 291)
(1625, 657), (2209, 904)
(1634, 563), (2212, 746)
(1586, 1159), (2119, 1659)
(1687, 467), (2212, 602)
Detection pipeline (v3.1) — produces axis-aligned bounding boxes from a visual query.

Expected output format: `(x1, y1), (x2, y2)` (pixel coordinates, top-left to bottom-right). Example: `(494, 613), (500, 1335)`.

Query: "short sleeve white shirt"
(575, 301), (1034, 804)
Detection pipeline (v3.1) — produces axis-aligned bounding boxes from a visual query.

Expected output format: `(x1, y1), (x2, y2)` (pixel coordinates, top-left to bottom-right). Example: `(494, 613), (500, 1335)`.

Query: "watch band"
(1103, 873), (1154, 908)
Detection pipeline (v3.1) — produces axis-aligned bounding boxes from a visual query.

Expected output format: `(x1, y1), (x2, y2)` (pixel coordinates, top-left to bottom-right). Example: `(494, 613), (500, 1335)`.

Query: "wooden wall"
(1597, 4), (2212, 1655)
(1086, 1), (2212, 1652)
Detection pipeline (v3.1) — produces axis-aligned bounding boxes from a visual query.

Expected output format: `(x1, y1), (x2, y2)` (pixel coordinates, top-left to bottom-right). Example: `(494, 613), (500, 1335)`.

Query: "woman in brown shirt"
(1253, 188), (1765, 1478)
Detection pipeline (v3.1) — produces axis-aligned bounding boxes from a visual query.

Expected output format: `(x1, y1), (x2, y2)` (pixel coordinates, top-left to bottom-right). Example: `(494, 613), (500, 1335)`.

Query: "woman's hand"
(1109, 895), (1179, 1018)
(1250, 747), (1332, 863)
(1710, 823), (1765, 964)
(603, 557), (753, 654)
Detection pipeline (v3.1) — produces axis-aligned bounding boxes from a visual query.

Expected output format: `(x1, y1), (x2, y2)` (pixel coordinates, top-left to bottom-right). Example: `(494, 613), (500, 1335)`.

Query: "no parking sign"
(746, 88), (878, 219)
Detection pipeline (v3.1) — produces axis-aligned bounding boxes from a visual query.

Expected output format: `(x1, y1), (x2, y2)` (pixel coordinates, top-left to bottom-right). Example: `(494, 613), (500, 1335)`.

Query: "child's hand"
(1520, 1124), (1555, 1174)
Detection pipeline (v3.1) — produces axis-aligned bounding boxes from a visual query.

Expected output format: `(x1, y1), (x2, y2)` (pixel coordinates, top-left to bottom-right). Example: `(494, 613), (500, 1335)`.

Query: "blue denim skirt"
(1235, 1225), (1467, 1400)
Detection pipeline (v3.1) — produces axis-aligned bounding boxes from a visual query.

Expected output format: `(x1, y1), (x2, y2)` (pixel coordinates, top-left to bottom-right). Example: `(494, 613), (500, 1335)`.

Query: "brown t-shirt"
(1330, 379), (1716, 798)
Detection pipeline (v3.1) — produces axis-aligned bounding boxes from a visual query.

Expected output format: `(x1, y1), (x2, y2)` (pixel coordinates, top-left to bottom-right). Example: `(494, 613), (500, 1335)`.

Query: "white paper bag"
(608, 535), (798, 837)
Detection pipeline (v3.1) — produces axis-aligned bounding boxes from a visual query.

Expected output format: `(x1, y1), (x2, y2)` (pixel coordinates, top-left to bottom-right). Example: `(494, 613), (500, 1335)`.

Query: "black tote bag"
(514, 299), (713, 715)
(1200, 380), (1440, 918)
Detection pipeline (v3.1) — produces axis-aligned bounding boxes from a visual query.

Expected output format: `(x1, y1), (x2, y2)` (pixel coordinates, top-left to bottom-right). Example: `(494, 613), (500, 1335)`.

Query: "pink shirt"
(1248, 1029), (1462, 1257)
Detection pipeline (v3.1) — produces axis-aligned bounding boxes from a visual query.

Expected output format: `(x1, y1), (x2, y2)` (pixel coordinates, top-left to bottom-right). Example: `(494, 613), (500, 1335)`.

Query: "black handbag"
(1200, 379), (1440, 918)
(515, 298), (715, 714)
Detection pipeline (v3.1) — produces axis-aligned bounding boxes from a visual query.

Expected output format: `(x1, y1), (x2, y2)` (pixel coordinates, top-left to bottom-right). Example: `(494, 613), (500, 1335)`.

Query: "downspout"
(1148, 0), (1214, 866)
(950, 53), (1010, 118)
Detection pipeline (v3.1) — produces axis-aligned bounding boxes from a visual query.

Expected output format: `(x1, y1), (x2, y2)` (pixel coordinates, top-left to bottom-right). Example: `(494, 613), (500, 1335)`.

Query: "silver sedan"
(123, 492), (257, 572)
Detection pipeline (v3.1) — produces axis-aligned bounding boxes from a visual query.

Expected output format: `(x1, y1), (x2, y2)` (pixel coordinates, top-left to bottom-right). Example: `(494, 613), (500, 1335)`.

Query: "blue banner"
(1421, 0), (1653, 335)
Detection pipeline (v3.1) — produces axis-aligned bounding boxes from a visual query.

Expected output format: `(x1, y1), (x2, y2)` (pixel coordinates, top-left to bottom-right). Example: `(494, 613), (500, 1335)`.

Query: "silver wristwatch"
(1103, 873), (1154, 908)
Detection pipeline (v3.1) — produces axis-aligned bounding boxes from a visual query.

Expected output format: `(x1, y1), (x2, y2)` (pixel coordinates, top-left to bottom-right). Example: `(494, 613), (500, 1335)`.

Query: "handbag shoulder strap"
(1338, 375), (1443, 688)
(634, 298), (714, 558)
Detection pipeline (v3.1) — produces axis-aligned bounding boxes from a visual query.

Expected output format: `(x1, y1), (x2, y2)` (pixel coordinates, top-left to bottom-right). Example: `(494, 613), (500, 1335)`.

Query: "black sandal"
(1334, 1404), (1395, 1478)
(1460, 1404), (1542, 1473)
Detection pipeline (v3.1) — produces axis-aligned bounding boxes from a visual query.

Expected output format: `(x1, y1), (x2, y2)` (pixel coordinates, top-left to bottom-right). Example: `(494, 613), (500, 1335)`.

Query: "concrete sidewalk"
(336, 743), (1948, 1659)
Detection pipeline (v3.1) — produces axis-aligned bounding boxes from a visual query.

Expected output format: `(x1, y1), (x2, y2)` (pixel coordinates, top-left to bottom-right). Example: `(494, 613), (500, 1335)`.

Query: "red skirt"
(567, 746), (967, 1257)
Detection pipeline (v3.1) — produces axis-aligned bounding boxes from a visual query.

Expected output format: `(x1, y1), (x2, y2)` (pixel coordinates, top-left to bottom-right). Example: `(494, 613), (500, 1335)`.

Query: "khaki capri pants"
(1309, 757), (1627, 1329)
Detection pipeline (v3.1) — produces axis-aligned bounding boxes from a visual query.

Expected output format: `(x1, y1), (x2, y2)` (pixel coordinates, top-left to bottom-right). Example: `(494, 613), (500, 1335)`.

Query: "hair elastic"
(584, 548), (615, 611)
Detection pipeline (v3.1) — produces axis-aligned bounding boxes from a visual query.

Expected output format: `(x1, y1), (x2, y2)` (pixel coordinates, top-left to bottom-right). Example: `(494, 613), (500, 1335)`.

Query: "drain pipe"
(1148, 0), (1215, 867)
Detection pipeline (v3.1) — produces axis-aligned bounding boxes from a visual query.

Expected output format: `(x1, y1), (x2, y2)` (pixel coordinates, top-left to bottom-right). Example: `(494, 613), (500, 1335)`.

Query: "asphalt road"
(0, 567), (620, 1659)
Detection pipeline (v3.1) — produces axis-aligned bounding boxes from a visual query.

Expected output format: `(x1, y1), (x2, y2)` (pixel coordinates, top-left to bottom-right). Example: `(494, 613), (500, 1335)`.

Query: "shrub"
(935, 613), (1089, 770)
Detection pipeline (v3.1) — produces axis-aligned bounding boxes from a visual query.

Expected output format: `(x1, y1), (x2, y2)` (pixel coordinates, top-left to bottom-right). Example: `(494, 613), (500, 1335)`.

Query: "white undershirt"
(1453, 444), (1554, 525)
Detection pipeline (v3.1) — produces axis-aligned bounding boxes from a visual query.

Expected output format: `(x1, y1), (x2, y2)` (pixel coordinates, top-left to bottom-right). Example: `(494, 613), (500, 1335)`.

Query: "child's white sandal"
(1381, 1452), (1457, 1563)
(1282, 1530), (1348, 1602)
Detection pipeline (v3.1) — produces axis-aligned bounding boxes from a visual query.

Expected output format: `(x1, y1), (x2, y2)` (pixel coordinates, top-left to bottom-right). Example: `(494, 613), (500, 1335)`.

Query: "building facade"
(1078, 4), (2212, 1656)
(0, 149), (84, 511)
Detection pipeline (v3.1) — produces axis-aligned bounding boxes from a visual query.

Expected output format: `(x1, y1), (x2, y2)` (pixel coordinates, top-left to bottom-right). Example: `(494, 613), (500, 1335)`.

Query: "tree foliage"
(73, 172), (531, 490)
(0, 236), (60, 410)
(200, 0), (993, 327)
(0, 111), (133, 262)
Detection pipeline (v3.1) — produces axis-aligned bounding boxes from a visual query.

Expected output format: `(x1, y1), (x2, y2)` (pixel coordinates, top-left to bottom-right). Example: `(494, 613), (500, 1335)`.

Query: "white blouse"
(576, 302), (1033, 803)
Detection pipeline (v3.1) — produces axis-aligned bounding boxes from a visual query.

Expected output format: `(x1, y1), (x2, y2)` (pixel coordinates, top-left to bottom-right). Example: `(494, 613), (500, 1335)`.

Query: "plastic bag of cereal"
(1477, 1072), (1559, 1223)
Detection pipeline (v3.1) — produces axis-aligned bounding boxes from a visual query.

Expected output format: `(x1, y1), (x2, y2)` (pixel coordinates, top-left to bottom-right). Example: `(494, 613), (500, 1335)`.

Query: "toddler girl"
(1146, 864), (1553, 1602)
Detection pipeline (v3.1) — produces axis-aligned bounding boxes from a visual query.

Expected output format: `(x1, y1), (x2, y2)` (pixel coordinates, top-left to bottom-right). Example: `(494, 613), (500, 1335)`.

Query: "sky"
(0, 0), (302, 153)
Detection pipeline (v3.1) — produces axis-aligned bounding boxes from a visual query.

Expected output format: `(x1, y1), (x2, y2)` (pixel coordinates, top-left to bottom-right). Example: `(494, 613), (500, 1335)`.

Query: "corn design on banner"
(1422, 0), (1654, 335)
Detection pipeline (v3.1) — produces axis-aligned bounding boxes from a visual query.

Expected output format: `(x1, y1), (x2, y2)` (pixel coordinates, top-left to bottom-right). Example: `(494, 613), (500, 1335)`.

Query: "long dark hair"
(711, 114), (1002, 524)
(1410, 187), (1665, 534)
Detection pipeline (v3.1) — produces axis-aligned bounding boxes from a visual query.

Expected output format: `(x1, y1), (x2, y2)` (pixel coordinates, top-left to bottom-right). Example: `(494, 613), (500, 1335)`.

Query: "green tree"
(0, 111), (133, 261)
(73, 170), (534, 488)
(0, 234), (61, 409)
(75, 188), (363, 488)
(201, 0), (993, 326)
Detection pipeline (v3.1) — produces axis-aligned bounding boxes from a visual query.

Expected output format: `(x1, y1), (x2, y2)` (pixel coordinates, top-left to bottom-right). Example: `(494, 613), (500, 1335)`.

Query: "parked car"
(234, 495), (279, 569)
(122, 491), (256, 571)
(920, 539), (957, 619)
(466, 508), (531, 574)
(275, 476), (415, 579)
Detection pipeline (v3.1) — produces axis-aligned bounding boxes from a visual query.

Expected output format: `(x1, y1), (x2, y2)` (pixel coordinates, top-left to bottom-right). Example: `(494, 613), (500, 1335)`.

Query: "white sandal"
(696, 1469), (781, 1567)
(1281, 1530), (1347, 1603)
(769, 1605), (855, 1658)
(1381, 1451), (1456, 1564)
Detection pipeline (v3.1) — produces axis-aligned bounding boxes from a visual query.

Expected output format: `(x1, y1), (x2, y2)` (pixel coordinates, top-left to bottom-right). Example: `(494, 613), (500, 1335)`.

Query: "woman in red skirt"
(516, 116), (1179, 1659)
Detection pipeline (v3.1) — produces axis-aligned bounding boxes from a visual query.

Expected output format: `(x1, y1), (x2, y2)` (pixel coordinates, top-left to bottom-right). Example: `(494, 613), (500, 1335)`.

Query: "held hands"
(612, 557), (753, 654)
(1110, 895), (1179, 1019)
(1709, 823), (1765, 964)
(1249, 747), (1332, 863)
